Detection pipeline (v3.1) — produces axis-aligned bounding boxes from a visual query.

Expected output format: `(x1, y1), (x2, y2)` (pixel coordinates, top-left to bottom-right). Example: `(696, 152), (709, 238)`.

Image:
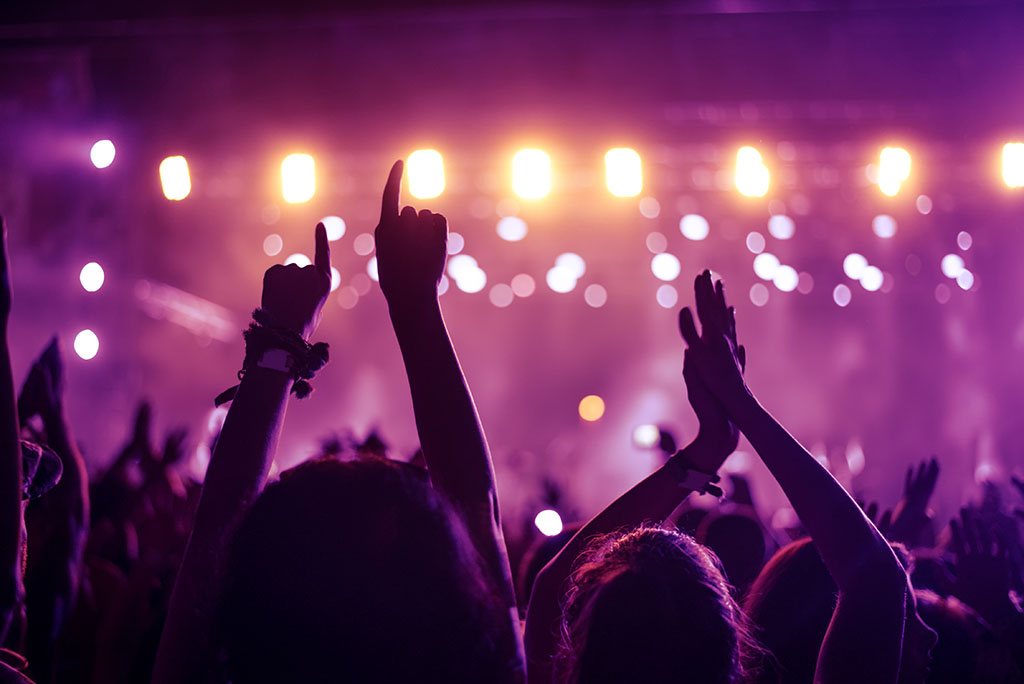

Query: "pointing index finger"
(314, 222), (331, 277)
(380, 159), (403, 222)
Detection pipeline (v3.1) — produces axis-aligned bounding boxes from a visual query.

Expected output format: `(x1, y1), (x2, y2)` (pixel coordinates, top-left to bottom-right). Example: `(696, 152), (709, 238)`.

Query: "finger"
(694, 271), (719, 336)
(418, 209), (433, 222)
(950, 517), (965, 556)
(715, 278), (728, 331)
(905, 465), (914, 494)
(314, 222), (331, 277)
(737, 345), (747, 372)
(380, 160), (403, 222)
(401, 206), (417, 220)
(726, 306), (738, 348)
(433, 212), (448, 236)
(678, 307), (700, 347)
(879, 509), (893, 534)
(865, 502), (878, 522)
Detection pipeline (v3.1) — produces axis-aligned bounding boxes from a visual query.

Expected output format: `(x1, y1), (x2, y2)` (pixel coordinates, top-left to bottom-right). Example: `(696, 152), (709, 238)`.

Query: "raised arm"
(524, 283), (744, 683)
(152, 224), (331, 684)
(374, 160), (524, 674)
(680, 271), (911, 684)
(0, 219), (23, 645)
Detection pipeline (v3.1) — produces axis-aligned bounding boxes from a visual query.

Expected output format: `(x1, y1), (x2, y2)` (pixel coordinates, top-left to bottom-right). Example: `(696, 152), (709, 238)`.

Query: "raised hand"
(949, 506), (1019, 626)
(261, 223), (331, 339)
(883, 458), (939, 547)
(678, 271), (749, 411)
(374, 160), (448, 305)
(18, 338), (65, 427)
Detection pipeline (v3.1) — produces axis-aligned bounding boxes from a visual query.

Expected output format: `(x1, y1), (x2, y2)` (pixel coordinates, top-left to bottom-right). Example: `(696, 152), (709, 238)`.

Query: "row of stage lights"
(86, 140), (1024, 202)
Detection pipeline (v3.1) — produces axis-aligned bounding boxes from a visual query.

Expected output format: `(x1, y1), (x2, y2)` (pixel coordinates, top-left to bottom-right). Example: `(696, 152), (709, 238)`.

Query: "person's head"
(745, 538), (937, 684)
(696, 506), (769, 599)
(557, 525), (756, 684)
(221, 457), (516, 683)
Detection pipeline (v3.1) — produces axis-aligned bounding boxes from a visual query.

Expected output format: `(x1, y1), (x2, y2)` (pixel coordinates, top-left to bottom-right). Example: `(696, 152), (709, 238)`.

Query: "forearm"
(729, 394), (903, 588)
(525, 440), (710, 682)
(0, 335), (22, 642)
(153, 368), (290, 684)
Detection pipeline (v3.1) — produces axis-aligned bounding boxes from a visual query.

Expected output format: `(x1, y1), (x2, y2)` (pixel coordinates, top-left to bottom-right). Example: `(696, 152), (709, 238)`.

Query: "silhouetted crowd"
(0, 162), (1022, 683)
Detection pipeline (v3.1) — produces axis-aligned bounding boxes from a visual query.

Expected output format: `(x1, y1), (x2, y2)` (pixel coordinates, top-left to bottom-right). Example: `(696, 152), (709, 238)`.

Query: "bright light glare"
(843, 253), (868, 280)
(330, 267), (341, 292)
(1004, 143), (1024, 188)
(534, 509), (564, 537)
(632, 424), (660, 448)
(656, 284), (678, 308)
(159, 156), (191, 200)
(753, 253), (780, 280)
(878, 147), (911, 196)
(321, 216), (346, 241)
(367, 257), (378, 281)
(513, 149), (551, 199)
(511, 273), (536, 297)
(872, 215), (897, 239)
(90, 140), (115, 168)
(281, 153), (315, 203)
(833, 284), (852, 307)
(263, 234), (283, 256)
(284, 253), (311, 267)
(456, 268), (487, 293)
(651, 253), (681, 281)
(768, 215), (795, 240)
(735, 146), (770, 197)
(584, 284), (607, 308)
(957, 231), (973, 251)
(556, 253), (586, 279)
(407, 149), (445, 199)
(80, 262), (104, 292)
(941, 254), (965, 278)
(74, 330), (99, 360)
(605, 148), (642, 197)
(497, 217), (528, 242)
(546, 266), (577, 293)
(680, 214), (710, 241)
(773, 265), (798, 292)
(956, 270), (975, 290)
(578, 395), (606, 422)
(447, 254), (479, 281)
(746, 232), (766, 254)
(859, 266), (883, 292)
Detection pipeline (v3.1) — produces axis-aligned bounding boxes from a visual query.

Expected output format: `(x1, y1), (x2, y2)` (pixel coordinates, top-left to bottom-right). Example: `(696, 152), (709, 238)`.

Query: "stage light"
(680, 214), (710, 241)
(753, 253), (780, 280)
(159, 156), (191, 200)
(512, 149), (550, 199)
(447, 255), (478, 281)
(80, 262), (104, 292)
(842, 253), (868, 280)
(833, 284), (852, 307)
(480, 282), (508, 308)
(941, 254), (965, 278)
(74, 330), (99, 360)
(956, 270), (975, 290)
(878, 147), (911, 196)
(768, 215), (795, 240)
(281, 153), (315, 203)
(511, 274), (536, 297)
(735, 147), (770, 198)
(497, 217), (528, 242)
(773, 265), (798, 292)
(447, 232), (465, 255)
(367, 257), (378, 282)
(872, 215), (897, 239)
(632, 424), (660, 449)
(605, 148), (642, 197)
(656, 284), (678, 308)
(330, 267), (341, 292)
(90, 140), (115, 168)
(746, 232), (766, 254)
(534, 509), (564, 537)
(578, 395), (605, 422)
(749, 283), (769, 307)
(546, 266), (576, 293)
(1004, 143), (1024, 188)
(407, 149), (445, 199)
(584, 284), (607, 308)
(651, 253), (681, 281)
(860, 266), (883, 292)
(456, 267), (487, 294)
(263, 234), (283, 257)
(489, 284), (515, 308)
(284, 253), (311, 267)
(556, 253), (586, 278)
(957, 231), (973, 250)
(321, 216), (346, 241)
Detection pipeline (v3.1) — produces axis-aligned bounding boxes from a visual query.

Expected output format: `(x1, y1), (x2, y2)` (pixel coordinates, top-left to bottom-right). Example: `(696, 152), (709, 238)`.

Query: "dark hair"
(221, 457), (517, 683)
(557, 525), (760, 684)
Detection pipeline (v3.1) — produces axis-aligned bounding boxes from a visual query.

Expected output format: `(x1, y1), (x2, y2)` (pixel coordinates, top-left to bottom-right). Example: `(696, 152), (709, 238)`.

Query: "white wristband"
(256, 348), (296, 374)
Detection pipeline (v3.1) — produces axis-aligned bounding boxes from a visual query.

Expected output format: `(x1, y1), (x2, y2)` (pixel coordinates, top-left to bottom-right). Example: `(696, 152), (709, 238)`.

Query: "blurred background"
(1, 0), (1023, 547)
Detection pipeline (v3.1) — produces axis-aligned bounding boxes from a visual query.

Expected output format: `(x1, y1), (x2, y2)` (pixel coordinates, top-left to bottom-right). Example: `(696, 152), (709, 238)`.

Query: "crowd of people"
(0, 160), (1022, 683)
